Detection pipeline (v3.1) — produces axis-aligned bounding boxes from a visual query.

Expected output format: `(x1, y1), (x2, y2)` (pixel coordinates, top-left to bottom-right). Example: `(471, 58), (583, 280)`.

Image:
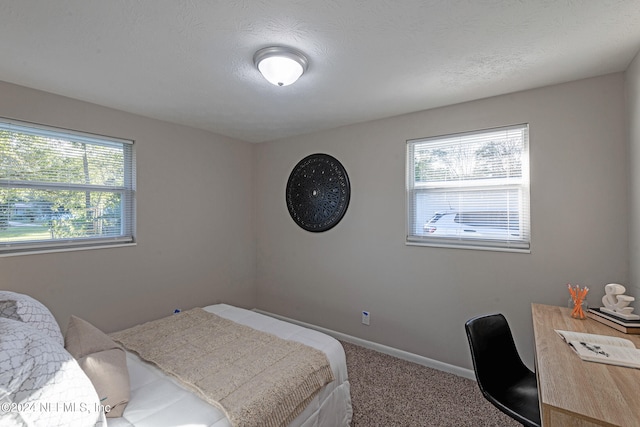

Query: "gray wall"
(628, 51), (640, 300)
(0, 81), (256, 333)
(254, 73), (629, 369)
(0, 71), (631, 372)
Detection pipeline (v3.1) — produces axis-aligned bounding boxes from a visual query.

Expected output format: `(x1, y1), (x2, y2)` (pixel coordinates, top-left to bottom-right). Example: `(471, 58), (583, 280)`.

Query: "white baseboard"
(253, 308), (476, 380)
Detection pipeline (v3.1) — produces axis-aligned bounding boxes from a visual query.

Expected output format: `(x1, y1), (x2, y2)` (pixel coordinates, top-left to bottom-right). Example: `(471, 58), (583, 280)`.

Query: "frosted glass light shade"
(254, 46), (308, 87)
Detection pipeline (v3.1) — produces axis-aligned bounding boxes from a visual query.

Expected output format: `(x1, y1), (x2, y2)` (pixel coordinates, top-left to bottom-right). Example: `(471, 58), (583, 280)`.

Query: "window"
(406, 124), (530, 252)
(0, 118), (135, 255)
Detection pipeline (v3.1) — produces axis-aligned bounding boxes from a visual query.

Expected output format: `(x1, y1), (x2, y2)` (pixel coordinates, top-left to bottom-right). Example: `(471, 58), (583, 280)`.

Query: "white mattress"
(107, 304), (352, 427)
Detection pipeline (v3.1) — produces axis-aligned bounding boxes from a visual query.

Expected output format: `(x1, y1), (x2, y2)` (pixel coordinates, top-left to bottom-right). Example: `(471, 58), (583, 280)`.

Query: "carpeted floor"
(341, 341), (520, 426)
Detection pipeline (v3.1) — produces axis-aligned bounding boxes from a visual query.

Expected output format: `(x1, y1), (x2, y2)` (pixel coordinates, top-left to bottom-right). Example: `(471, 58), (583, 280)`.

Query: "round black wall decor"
(286, 153), (350, 232)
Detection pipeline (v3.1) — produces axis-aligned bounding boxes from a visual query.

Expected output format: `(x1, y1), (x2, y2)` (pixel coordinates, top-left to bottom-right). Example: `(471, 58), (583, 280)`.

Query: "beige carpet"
(341, 341), (520, 427)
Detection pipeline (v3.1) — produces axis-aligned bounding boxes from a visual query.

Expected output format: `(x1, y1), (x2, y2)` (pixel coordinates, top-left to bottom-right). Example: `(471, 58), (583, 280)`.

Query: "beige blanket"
(111, 308), (334, 427)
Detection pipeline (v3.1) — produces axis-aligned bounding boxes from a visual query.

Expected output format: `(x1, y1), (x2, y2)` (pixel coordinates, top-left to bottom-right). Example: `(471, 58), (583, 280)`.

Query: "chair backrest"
(465, 313), (531, 394)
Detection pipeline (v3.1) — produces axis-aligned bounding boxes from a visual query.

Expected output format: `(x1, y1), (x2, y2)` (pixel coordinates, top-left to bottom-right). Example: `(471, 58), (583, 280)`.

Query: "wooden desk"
(532, 304), (640, 426)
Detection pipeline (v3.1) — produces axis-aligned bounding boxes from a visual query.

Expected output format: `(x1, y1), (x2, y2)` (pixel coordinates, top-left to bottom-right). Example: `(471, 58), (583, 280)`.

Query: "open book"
(555, 330), (640, 369)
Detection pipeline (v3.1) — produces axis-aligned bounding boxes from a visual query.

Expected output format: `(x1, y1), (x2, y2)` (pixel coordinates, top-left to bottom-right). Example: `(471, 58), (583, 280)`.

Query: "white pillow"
(0, 317), (104, 427)
(0, 291), (64, 347)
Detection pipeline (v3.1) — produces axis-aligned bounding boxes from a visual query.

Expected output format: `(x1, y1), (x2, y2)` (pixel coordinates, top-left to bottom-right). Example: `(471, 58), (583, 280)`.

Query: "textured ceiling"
(0, 1), (639, 143)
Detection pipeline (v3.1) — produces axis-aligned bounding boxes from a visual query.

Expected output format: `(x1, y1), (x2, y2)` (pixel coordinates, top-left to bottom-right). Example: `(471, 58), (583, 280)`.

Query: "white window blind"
(0, 118), (135, 255)
(406, 124), (530, 252)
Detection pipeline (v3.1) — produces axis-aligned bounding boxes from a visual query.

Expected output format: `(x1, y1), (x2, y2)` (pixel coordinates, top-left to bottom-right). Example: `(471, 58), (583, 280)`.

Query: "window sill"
(0, 242), (137, 257)
(405, 240), (530, 254)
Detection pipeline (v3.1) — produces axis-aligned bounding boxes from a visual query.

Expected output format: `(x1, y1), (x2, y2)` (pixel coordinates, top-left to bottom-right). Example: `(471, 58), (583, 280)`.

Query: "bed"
(0, 291), (352, 427)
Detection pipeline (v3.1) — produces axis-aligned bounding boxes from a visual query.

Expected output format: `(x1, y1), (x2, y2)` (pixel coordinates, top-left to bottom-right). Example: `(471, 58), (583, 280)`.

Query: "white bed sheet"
(107, 304), (352, 427)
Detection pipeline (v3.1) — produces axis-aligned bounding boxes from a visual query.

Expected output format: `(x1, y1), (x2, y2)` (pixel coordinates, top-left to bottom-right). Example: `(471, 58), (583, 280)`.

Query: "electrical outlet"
(362, 311), (370, 325)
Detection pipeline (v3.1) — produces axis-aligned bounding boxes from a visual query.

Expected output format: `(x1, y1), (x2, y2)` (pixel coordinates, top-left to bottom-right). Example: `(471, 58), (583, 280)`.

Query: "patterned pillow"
(0, 291), (64, 347)
(0, 318), (104, 427)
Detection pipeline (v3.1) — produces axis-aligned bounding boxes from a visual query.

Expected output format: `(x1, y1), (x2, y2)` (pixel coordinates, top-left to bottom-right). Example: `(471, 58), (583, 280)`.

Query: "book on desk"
(587, 307), (640, 334)
(556, 329), (640, 369)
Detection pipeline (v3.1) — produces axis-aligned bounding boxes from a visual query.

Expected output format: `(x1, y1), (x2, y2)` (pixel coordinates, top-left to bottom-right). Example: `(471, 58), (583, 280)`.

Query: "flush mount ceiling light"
(253, 46), (309, 87)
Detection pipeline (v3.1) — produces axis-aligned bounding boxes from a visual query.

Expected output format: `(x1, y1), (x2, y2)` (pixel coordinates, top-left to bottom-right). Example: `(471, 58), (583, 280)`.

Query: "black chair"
(465, 313), (541, 427)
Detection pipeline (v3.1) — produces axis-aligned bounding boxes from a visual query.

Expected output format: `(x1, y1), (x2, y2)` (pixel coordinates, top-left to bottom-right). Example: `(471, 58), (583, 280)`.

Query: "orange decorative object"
(568, 284), (589, 319)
